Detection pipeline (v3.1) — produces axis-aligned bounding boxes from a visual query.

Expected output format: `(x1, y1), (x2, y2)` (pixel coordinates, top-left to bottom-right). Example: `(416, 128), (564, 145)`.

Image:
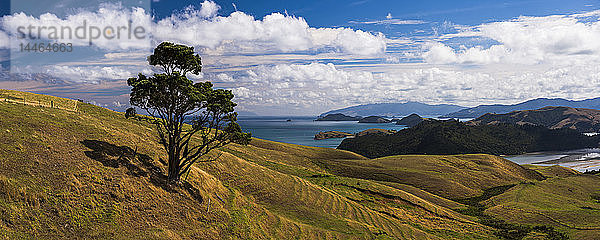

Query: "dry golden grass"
(0, 89), (78, 111)
(0, 90), (499, 239)
(522, 164), (581, 178)
(312, 154), (544, 199)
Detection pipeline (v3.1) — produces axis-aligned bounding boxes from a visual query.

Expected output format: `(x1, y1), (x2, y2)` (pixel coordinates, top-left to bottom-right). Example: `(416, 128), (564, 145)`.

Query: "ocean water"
(237, 116), (406, 148)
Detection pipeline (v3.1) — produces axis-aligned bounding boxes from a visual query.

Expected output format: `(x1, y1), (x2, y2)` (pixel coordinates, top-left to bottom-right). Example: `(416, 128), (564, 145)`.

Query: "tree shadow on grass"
(81, 140), (148, 176)
(80, 140), (204, 203)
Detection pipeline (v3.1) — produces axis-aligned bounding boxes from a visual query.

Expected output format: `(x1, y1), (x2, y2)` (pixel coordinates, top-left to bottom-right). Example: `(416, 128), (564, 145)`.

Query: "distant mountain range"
(443, 97), (600, 118)
(320, 102), (467, 117)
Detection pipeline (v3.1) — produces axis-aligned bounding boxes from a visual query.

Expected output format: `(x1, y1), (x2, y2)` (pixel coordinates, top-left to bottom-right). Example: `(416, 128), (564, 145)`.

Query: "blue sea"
(237, 116), (406, 148)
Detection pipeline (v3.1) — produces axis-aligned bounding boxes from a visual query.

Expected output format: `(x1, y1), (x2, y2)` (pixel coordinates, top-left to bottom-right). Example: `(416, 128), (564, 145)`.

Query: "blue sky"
(153, 0), (597, 26)
(2, 0), (600, 115)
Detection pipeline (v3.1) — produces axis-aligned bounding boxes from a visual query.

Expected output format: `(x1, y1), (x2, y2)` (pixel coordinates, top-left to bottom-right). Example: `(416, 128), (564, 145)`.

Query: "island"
(338, 119), (600, 158)
(315, 128), (396, 140)
(315, 113), (361, 121)
(358, 116), (391, 123)
(395, 113), (424, 127)
(314, 131), (354, 140)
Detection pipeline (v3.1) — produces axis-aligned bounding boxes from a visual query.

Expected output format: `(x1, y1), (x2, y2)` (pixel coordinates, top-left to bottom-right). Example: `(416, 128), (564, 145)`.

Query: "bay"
(238, 116), (406, 148)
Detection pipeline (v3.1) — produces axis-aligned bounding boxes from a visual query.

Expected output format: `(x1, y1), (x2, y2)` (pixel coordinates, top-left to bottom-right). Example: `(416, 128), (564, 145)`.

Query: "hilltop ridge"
(321, 102), (466, 118)
(443, 97), (600, 118)
(468, 106), (600, 133)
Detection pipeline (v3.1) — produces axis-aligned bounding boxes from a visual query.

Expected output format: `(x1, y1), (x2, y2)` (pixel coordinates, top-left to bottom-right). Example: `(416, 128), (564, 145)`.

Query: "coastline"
(505, 148), (600, 172)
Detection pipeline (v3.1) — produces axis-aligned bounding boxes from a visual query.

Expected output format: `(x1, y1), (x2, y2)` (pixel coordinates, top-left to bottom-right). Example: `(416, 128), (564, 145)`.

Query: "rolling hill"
(320, 102), (466, 118)
(442, 97), (600, 118)
(468, 106), (600, 133)
(1, 89), (599, 239)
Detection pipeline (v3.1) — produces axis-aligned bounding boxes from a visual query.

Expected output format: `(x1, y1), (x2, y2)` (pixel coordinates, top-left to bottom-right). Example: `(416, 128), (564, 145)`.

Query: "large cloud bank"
(0, 1), (386, 55)
(222, 62), (600, 114)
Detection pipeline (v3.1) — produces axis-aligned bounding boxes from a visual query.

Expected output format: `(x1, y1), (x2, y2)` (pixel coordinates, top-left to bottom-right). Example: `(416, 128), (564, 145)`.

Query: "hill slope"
(483, 175), (600, 239)
(443, 97), (600, 118)
(0, 90), (498, 239)
(469, 106), (600, 133)
(310, 154), (544, 199)
(321, 102), (466, 118)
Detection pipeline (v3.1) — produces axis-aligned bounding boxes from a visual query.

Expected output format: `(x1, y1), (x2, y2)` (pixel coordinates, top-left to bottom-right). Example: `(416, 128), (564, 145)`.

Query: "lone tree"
(128, 42), (251, 183)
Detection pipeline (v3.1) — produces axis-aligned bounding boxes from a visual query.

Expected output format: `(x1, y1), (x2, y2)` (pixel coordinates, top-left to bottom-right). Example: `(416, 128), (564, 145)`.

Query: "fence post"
(206, 198), (211, 213)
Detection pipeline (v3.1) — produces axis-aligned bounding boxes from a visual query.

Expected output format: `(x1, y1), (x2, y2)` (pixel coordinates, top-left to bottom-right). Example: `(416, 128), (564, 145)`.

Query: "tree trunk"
(167, 142), (180, 183)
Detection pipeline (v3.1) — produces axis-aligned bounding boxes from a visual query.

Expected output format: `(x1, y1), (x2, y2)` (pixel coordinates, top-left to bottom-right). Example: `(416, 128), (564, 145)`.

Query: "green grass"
(455, 185), (568, 240)
(483, 175), (600, 239)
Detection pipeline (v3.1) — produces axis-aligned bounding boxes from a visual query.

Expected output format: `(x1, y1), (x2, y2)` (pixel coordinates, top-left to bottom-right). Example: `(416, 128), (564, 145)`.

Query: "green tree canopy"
(148, 42), (202, 76)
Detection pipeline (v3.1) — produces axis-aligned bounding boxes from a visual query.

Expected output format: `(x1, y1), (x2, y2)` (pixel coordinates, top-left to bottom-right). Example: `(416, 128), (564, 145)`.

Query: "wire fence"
(0, 90), (79, 112)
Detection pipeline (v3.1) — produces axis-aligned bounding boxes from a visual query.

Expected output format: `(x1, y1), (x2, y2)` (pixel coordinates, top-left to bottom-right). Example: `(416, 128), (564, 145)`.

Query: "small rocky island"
(396, 113), (424, 127)
(314, 131), (354, 140)
(358, 116), (391, 123)
(315, 113), (362, 121)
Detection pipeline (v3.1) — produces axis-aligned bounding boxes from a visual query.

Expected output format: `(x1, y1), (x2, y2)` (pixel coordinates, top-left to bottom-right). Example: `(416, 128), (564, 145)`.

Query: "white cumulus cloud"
(199, 1), (220, 18)
(42, 65), (136, 83)
(0, 30), (8, 48)
(155, 10), (387, 55)
(423, 43), (510, 64)
(424, 11), (600, 65)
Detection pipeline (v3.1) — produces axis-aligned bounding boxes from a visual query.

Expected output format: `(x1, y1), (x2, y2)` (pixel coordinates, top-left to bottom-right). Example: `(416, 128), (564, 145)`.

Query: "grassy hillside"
(1, 90), (598, 239)
(483, 175), (600, 239)
(522, 165), (581, 178)
(0, 90), (498, 239)
(309, 154), (544, 199)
